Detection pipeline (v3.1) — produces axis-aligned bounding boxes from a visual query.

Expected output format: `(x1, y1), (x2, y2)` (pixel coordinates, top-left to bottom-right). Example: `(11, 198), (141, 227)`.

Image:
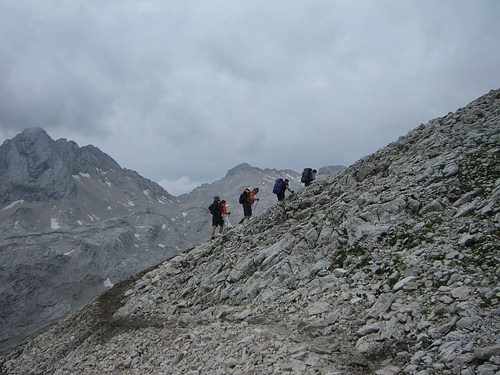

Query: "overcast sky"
(1, 0), (499, 195)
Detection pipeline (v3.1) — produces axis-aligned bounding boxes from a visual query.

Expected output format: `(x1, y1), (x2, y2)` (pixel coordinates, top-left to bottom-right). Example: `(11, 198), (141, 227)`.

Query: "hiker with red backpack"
(221, 200), (232, 227)
(238, 187), (259, 224)
(273, 178), (294, 201)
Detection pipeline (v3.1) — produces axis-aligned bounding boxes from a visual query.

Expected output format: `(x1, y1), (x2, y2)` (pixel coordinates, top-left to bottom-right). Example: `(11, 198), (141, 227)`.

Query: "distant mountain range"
(0, 129), (343, 355)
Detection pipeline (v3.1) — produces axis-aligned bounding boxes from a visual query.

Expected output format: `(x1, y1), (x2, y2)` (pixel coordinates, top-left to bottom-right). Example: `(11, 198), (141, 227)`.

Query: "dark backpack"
(273, 178), (285, 194)
(208, 201), (220, 215)
(301, 168), (312, 183)
(239, 190), (249, 204)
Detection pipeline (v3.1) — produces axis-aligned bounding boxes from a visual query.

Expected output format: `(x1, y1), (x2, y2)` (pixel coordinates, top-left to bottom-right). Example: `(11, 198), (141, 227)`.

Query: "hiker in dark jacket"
(277, 179), (294, 201)
(209, 195), (224, 239)
(302, 168), (317, 186)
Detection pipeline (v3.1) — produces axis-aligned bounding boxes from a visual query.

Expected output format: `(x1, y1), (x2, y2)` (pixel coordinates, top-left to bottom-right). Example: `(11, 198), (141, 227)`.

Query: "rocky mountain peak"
(4, 90), (498, 374)
(14, 126), (51, 143)
(225, 162), (255, 177)
(0, 127), (75, 203)
(6, 127), (60, 171)
(0, 128), (176, 232)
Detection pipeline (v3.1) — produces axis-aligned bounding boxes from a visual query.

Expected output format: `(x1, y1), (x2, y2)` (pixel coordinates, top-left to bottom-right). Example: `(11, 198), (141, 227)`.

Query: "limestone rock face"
(0, 127), (77, 202)
(0, 127), (177, 232)
(3, 89), (500, 374)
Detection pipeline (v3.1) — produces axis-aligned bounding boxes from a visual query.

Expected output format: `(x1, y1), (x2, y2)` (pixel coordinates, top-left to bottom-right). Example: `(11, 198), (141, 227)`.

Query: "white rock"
(393, 276), (417, 291)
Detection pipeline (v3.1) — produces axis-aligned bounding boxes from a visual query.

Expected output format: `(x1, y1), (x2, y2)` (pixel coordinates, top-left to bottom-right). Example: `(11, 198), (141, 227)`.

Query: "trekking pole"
(253, 200), (259, 213)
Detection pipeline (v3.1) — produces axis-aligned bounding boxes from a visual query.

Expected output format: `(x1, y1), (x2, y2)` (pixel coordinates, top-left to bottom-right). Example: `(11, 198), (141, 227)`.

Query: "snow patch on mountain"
(50, 218), (61, 230)
(1, 200), (25, 211)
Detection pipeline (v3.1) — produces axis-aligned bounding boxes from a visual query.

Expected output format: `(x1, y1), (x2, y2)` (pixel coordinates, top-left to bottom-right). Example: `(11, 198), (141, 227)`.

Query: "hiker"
(221, 199), (232, 227)
(238, 187), (259, 224)
(238, 188), (251, 224)
(208, 195), (224, 239)
(301, 168), (317, 187)
(273, 178), (294, 201)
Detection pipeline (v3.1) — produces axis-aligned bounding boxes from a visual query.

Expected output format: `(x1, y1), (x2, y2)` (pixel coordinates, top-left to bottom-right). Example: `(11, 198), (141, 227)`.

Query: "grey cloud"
(1, 0), (499, 194)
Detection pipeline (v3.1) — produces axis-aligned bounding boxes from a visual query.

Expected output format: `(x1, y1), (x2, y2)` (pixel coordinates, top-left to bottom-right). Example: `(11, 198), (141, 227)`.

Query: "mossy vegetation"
(385, 220), (441, 251)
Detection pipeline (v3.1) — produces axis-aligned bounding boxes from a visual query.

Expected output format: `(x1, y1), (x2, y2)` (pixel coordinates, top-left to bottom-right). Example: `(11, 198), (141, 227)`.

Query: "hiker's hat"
(214, 195), (220, 200)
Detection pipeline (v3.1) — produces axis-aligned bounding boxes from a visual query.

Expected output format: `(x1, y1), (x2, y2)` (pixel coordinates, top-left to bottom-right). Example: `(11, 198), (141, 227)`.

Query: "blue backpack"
(273, 178), (285, 194)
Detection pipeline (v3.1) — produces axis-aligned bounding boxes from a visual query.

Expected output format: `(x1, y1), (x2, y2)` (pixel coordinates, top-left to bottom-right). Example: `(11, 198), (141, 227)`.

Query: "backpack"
(208, 201), (220, 215)
(301, 168), (312, 183)
(273, 178), (285, 194)
(239, 189), (249, 204)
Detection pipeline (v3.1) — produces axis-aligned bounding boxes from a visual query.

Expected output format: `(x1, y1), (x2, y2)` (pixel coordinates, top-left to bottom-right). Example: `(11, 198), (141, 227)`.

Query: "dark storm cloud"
(1, 0), (499, 194)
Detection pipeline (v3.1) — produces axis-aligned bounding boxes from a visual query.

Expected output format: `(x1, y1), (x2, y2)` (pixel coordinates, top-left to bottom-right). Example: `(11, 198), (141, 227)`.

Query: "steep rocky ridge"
(4, 90), (498, 374)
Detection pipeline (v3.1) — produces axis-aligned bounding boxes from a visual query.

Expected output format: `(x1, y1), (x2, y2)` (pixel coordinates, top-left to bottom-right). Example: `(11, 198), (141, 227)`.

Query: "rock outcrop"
(3, 90), (499, 374)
